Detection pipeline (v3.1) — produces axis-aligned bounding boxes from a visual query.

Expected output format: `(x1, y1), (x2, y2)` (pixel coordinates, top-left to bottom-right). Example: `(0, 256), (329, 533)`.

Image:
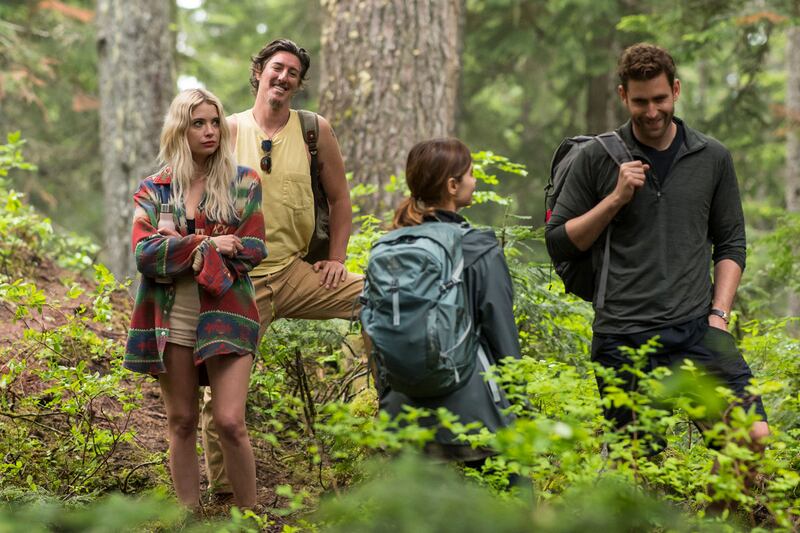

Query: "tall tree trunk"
(786, 25), (800, 317)
(585, 1), (644, 133)
(586, 31), (618, 134)
(319, 0), (462, 213)
(97, 0), (174, 279)
(586, 61), (619, 134)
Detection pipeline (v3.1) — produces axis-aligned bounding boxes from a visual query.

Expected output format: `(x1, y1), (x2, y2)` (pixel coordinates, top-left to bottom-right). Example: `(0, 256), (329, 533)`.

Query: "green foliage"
(2, 87), (800, 531)
(314, 452), (720, 533)
(0, 2), (101, 238)
(0, 137), (145, 499)
(0, 490), (272, 532)
(0, 266), (142, 498)
(0, 133), (98, 279)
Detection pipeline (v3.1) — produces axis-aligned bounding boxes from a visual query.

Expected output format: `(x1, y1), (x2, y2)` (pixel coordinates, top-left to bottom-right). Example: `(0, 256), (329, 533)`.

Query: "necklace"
(263, 111), (291, 140)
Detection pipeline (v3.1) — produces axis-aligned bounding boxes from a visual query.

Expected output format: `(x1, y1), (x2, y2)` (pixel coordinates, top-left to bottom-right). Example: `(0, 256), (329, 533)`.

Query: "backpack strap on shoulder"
(595, 131), (633, 166)
(298, 109), (320, 185)
(297, 110), (331, 263)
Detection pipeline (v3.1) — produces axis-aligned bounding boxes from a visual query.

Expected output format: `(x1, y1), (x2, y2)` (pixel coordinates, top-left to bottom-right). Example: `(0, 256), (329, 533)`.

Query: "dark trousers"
(592, 316), (766, 450)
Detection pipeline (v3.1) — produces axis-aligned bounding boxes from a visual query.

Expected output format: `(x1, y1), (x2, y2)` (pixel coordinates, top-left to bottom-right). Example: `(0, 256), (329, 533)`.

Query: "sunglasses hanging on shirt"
(260, 139), (272, 174)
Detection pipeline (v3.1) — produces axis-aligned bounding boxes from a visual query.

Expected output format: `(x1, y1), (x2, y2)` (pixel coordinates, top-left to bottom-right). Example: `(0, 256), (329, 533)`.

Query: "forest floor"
(0, 257), (297, 526)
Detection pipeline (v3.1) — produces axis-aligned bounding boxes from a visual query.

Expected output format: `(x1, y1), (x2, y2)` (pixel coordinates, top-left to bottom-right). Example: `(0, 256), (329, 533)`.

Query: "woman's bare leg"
(205, 354), (256, 509)
(158, 343), (201, 508)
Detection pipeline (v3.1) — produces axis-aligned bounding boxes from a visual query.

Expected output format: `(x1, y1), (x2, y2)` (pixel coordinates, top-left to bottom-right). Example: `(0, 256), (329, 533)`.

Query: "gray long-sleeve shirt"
(545, 119), (746, 334)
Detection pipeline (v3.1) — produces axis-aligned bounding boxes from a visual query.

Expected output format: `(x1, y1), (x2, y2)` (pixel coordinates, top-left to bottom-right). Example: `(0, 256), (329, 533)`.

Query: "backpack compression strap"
(593, 131), (633, 309)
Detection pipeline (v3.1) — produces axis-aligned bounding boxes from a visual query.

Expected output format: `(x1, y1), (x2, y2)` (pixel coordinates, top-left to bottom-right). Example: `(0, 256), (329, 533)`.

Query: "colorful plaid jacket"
(124, 165), (267, 374)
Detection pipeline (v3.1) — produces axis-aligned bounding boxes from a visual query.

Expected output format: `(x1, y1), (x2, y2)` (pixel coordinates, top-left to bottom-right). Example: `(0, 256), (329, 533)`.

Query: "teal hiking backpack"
(360, 222), (478, 398)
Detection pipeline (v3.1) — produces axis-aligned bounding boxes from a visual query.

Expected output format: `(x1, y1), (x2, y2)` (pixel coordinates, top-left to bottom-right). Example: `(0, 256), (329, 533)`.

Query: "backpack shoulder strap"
(297, 109), (320, 184)
(591, 131), (632, 310)
(594, 131), (633, 166)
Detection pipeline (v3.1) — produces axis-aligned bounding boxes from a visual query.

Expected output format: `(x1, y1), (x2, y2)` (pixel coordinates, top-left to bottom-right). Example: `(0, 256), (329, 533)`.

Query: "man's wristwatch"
(709, 308), (730, 323)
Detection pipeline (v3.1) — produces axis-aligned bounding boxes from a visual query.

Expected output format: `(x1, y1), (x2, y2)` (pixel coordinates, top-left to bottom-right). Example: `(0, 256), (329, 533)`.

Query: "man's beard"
(635, 110), (673, 142)
(267, 83), (291, 110)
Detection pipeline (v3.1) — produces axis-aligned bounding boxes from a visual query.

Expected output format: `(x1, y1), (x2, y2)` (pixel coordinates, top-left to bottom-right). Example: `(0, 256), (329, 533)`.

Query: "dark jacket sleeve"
(544, 147), (597, 262)
(709, 150), (746, 271)
(466, 243), (521, 363)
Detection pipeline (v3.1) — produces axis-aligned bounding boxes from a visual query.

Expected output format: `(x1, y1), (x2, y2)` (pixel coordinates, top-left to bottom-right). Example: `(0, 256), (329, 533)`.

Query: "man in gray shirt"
(546, 43), (768, 451)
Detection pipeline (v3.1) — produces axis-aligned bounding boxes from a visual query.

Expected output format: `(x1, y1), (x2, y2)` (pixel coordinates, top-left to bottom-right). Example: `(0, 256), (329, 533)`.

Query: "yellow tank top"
(233, 109), (314, 275)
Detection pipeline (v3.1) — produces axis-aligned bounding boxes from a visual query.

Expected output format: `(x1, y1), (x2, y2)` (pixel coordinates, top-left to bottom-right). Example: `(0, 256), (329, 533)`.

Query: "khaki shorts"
(167, 274), (199, 348)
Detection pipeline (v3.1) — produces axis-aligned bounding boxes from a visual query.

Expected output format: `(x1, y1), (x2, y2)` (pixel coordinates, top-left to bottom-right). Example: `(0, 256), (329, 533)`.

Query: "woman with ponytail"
(124, 89), (267, 509)
(380, 138), (521, 469)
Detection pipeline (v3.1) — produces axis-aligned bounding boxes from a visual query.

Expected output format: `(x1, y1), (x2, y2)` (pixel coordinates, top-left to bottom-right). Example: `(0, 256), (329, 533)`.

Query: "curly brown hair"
(249, 38), (311, 94)
(617, 43), (676, 90)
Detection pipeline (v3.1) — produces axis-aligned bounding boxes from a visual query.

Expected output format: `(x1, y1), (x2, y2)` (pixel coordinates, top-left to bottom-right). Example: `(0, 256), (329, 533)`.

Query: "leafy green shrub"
(0, 265), (145, 498)
(313, 452), (713, 533)
(0, 133), (98, 279)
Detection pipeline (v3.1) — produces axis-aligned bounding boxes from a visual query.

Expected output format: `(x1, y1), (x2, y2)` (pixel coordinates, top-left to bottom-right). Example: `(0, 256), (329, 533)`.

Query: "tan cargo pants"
(201, 256), (364, 493)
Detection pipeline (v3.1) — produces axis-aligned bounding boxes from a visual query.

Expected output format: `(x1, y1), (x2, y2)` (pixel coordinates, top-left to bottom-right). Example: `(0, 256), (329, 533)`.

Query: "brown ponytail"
(392, 197), (436, 228)
(392, 138), (471, 229)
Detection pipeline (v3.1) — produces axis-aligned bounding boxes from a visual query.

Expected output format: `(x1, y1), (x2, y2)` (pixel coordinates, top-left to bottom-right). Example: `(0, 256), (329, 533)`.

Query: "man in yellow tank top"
(201, 39), (364, 497)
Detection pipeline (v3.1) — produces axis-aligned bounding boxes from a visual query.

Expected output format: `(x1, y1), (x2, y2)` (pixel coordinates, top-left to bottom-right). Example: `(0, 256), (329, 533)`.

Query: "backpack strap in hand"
(592, 131), (633, 310)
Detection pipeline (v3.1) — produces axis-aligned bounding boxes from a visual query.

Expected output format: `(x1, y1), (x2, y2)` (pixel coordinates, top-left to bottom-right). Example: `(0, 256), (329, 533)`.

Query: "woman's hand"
(210, 235), (244, 257)
(157, 227), (181, 238)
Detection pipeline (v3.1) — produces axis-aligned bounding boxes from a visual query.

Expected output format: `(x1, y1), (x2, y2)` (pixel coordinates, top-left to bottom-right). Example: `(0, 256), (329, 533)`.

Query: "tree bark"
(586, 54), (617, 134)
(97, 0), (174, 279)
(319, 0), (462, 213)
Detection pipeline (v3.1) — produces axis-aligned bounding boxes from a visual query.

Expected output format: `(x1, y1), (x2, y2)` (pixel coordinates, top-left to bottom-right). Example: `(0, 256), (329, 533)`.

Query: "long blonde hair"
(158, 88), (237, 223)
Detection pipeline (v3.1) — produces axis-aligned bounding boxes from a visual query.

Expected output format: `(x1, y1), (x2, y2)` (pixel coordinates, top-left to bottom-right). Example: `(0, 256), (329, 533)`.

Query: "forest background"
(2, 0), (800, 531)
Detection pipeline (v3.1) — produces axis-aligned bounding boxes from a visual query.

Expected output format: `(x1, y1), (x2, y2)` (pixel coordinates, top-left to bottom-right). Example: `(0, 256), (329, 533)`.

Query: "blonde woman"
(124, 89), (267, 509)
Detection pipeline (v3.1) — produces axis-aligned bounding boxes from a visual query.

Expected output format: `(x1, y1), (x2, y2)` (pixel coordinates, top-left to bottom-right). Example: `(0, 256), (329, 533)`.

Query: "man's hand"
(313, 259), (347, 289)
(611, 160), (649, 205)
(210, 235), (243, 257)
(708, 313), (728, 331)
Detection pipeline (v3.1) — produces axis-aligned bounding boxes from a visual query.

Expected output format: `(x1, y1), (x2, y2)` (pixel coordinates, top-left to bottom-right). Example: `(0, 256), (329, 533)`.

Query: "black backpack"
(297, 110), (330, 264)
(544, 132), (632, 308)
